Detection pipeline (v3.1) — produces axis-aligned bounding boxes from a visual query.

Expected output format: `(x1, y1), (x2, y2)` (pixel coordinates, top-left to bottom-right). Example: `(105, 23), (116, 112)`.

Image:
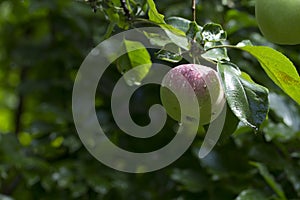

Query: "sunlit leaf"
(146, 0), (188, 49)
(0, 109), (13, 133)
(18, 132), (32, 146)
(116, 39), (152, 86)
(239, 45), (300, 105)
(146, 0), (184, 36)
(51, 136), (64, 148)
(105, 7), (119, 23)
(146, 0), (164, 24)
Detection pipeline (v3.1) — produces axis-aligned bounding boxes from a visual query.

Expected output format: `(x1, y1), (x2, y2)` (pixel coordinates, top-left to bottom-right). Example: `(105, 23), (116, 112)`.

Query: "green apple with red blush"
(160, 64), (226, 125)
(255, 0), (300, 45)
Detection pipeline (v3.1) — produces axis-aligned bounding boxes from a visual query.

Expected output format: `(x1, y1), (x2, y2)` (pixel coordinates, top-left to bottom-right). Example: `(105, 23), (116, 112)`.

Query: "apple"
(255, 0), (300, 45)
(160, 64), (226, 125)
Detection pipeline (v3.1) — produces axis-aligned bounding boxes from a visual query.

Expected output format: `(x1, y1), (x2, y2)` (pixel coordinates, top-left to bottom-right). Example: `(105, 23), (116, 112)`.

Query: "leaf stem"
(205, 44), (234, 51)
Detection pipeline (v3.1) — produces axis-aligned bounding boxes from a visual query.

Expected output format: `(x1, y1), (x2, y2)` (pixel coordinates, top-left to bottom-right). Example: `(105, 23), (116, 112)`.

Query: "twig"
(2, 175), (22, 195)
(192, 0), (196, 21)
(14, 67), (27, 135)
(120, 0), (131, 20)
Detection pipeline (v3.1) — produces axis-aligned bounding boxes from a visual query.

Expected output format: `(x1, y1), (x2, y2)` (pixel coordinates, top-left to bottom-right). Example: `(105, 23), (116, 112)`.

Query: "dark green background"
(0, 0), (299, 199)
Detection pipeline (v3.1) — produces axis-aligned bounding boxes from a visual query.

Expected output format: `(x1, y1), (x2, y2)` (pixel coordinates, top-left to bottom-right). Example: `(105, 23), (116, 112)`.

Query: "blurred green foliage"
(0, 0), (299, 199)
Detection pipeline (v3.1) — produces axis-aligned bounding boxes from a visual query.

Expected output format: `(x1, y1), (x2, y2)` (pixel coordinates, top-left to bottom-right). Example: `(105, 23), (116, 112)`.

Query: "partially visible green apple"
(160, 64), (225, 125)
(255, 0), (300, 45)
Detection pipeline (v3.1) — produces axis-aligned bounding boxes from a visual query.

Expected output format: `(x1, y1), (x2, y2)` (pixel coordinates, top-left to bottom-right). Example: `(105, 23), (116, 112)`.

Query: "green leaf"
(166, 17), (202, 33)
(201, 23), (227, 42)
(170, 169), (208, 193)
(165, 18), (202, 46)
(155, 43), (182, 63)
(116, 39), (152, 86)
(0, 108), (13, 133)
(268, 92), (300, 131)
(18, 132), (32, 146)
(248, 144), (285, 170)
(105, 7), (119, 23)
(235, 189), (267, 200)
(218, 63), (269, 129)
(146, 0), (165, 24)
(239, 78), (269, 126)
(143, 31), (171, 47)
(218, 104), (240, 143)
(239, 45), (300, 105)
(263, 93), (300, 142)
(104, 2), (129, 29)
(263, 122), (297, 142)
(146, 0), (188, 49)
(285, 163), (300, 197)
(164, 29), (189, 50)
(186, 21), (200, 40)
(51, 136), (64, 148)
(202, 42), (230, 62)
(225, 10), (257, 35)
(236, 40), (253, 47)
(250, 162), (287, 200)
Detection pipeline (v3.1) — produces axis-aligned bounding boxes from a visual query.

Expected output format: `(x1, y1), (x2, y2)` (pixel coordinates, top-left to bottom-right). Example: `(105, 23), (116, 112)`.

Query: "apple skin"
(255, 0), (300, 45)
(160, 64), (225, 125)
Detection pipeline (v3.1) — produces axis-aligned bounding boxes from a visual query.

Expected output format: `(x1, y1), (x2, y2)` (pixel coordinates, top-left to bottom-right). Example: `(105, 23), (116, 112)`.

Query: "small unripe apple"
(160, 64), (225, 125)
(255, 0), (300, 45)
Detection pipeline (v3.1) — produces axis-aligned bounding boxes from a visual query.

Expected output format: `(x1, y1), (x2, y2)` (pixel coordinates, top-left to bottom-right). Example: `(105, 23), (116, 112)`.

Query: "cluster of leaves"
(90, 0), (299, 130)
(0, 0), (299, 199)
